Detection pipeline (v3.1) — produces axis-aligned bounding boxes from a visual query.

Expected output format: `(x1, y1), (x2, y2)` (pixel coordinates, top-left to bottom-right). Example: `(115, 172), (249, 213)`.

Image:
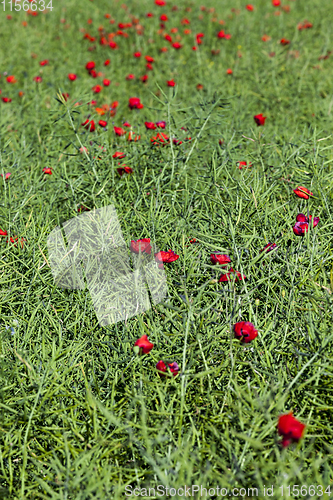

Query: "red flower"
(89, 69), (98, 78)
(254, 113), (266, 126)
(134, 334), (154, 354)
(154, 249), (179, 268)
(280, 38), (290, 45)
(92, 85), (103, 93)
(114, 126), (126, 136)
(85, 61), (95, 70)
(112, 152), (126, 159)
(2, 97), (12, 103)
(278, 412), (306, 448)
(151, 132), (169, 146)
(130, 238), (152, 254)
(6, 236), (26, 249)
(260, 243), (277, 253)
(0, 228), (8, 236)
(103, 79), (111, 87)
(33, 76), (42, 83)
(42, 167), (53, 175)
(155, 0), (166, 5)
(172, 42), (182, 49)
(62, 93), (70, 101)
(237, 161), (248, 169)
(6, 76), (17, 83)
(98, 120), (107, 127)
(0, 172), (11, 180)
(134, 51), (141, 57)
(39, 60), (49, 66)
(293, 186), (313, 199)
(128, 97), (142, 109)
(123, 121), (131, 127)
(145, 55), (155, 63)
(246, 4), (254, 11)
(160, 14), (168, 21)
(68, 73), (77, 81)
(109, 41), (118, 49)
(127, 132), (140, 142)
(126, 74), (135, 80)
(272, 0), (280, 6)
(217, 30), (225, 38)
(146, 12), (154, 18)
(156, 360), (179, 376)
(104, 59), (111, 66)
(156, 121), (166, 128)
(140, 74), (148, 82)
(219, 268), (246, 282)
(226, 68), (233, 74)
(145, 121), (156, 130)
(293, 213), (319, 235)
(167, 79), (176, 87)
(117, 165), (133, 176)
(233, 321), (258, 343)
(210, 254), (231, 265)
(82, 119), (96, 132)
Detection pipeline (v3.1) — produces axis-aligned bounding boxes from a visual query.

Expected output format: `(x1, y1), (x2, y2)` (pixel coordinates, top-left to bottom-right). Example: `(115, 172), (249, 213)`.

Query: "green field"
(1, 0), (333, 498)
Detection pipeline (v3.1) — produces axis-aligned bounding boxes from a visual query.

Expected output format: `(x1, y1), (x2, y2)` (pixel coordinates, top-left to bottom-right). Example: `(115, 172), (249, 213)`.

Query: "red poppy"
(246, 4), (254, 11)
(104, 59), (111, 66)
(156, 121), (166, 128)
(39, 60), (49, 67)
(6, 76), (17, 84)
(293, 213), (319, 235)
(226, 68), (233, 74)
(134, 334), (154, 354)
(62, 93), (70, 101)
(173, 138), (182, 145)
(114, 126), (126, 136)
(237, 161), (248, 169)
(2, 97), (12, 103)
(280, 38), (290, 45)
(98, 120), (107, 127)
(154, 249), (179, 268)
(145, 55), (154, 63)
(134, 51), (141, 57)
(146, 12), (154, 18)
(172, 42), (182, 49)
(151, 132), (169, 146)
(272, 0), (280, 5)
(160, 14), (168, 21)
(6, 236), (26, 249)
(82, 119), (96, 132)
(167, 79), (176, 87)
(210, 254), (231, 265)
(123, 121), (131, 127)
(0, 228), (8, 236)
(278, 412), (306, 448)
(155, 0), (165, 5)
(293, 186), (313, 199)
(262, 34), (271, 42)
(128, 97), (142, 109)
(85, 61), (95, 70)
(126, 74), (135, 81)
(156, 360), (180, 376)
(42, 167), (53, 175)
(130, 238), (152, 254)
(111, 101), (119, 109)
(109, 41), (118, 49)
(160, 47), (168, 53)
(0, 172), (11, 180)
(219, 268), (246, 282)
(89, 69), (98, 78)
(254, 113), (266, 126)
(113, 152), (126, 159)
(145, 121), (156, 130)
(140, 74), (149, 82)
(92, 85), (103, 94)
(68, 73), (77, 81)
(233, 321), (258, 343)
(117, 165), (133, 176)
(298, 21), (313, 31)
(260, 243), (277, 253)
(33, 76), (42, 83)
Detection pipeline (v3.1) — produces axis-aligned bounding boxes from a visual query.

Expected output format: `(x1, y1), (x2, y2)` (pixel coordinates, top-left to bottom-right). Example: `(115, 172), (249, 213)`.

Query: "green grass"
(1, 0), (333, 498)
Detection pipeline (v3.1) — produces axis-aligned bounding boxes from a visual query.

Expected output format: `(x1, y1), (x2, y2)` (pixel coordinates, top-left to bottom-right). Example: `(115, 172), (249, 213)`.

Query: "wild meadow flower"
(134, 335), (154, 354)
(156, 360), (180, 376)
(278, 412), (306, 447)
(210, 254), (231, 265)
(254, 113), (266, 126)
(219, 268), (246, 282)
(233, 321), (258, 343)
(130, 238), (152, 254)
(293, 186), (313, 199)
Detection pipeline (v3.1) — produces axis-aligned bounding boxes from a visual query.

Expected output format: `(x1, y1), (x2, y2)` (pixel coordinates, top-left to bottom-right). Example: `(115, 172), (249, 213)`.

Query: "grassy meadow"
(1, 0), (333, 498)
